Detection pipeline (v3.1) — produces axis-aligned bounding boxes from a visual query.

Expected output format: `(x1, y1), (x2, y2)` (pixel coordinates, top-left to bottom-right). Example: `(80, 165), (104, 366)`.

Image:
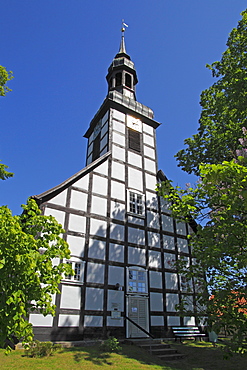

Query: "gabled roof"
(32, 152), (111, 205)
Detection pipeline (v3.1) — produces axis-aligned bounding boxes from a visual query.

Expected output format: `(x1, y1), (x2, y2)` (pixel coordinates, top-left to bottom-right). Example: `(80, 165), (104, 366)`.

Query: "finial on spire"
(119, 19), (128, 54)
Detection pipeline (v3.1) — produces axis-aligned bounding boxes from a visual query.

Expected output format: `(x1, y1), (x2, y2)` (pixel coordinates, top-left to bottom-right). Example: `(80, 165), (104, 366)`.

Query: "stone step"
(139, 343), (171, 349)
(149, 348), (177, 355)
(158, 353), (185, 361)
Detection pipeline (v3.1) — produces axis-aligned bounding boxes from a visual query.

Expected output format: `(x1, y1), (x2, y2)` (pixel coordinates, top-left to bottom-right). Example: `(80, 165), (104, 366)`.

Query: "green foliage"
(0, 198), (72, 351)
(24, 340), (61, 357)
(100, 337), (122, 353)
(176, 9), (247, 175)
(0, 160), (13, 180)
(0, 65), (13, 97)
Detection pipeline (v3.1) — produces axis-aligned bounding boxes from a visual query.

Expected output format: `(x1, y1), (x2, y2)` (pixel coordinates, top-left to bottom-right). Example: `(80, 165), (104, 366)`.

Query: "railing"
(123, 314), (155, 339)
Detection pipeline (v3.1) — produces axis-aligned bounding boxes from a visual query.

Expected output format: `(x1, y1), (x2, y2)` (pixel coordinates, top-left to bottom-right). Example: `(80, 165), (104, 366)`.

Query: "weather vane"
(121, 19), (128, 34)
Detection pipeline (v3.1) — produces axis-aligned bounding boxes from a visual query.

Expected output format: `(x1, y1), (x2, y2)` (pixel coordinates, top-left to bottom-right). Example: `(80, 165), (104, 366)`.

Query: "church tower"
(30, 28), (197, 341)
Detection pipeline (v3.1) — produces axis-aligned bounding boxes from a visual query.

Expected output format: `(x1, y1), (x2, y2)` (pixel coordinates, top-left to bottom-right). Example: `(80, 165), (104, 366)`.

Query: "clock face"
(127, 115), (142, 132)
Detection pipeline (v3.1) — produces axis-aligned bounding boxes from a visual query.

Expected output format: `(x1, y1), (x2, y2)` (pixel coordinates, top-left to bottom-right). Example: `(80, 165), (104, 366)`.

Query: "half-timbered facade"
(30, 32), (197, 341)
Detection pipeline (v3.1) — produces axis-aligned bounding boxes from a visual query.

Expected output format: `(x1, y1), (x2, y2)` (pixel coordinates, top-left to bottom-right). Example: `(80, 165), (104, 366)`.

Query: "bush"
(24, 340), (61, 357)
(100, 337), (122, 353)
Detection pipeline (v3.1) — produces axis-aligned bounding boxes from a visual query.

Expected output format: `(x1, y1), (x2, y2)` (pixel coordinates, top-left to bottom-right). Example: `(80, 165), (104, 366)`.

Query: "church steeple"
(106, 22), (138, 100)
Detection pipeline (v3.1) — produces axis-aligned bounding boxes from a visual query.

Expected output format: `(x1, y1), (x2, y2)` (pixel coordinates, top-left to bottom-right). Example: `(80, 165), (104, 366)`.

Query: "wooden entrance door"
(127, 296), (149, 338)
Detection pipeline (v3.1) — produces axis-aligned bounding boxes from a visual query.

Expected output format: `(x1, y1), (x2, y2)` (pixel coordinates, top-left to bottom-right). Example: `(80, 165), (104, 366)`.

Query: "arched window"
(115, 72), (122, 86)
(125, 73), (132, 88)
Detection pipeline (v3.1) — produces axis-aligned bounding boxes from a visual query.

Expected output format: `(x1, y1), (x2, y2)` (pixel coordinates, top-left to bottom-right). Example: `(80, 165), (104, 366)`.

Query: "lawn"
(0, 341), (246, 370)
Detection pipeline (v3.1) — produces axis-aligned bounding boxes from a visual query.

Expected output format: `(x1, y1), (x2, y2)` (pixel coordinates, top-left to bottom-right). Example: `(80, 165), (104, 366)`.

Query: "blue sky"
(1, 0), (247, 215)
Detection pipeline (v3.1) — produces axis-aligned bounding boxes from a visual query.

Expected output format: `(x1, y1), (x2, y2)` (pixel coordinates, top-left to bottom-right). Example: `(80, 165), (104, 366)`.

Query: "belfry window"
(128, 128), (141, 153)
(115, 72), (122, 86)
(125, 73), (132, 88)
(92, 133), (101, 161)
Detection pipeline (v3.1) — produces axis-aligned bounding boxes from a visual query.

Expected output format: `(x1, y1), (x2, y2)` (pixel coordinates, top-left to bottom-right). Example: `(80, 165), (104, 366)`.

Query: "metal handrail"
(123, 314), (155, 339)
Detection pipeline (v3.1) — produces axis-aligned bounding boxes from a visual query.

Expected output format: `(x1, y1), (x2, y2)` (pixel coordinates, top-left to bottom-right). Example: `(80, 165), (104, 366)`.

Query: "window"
(125, 73), (132, 88)
(128, 128), (141, 153)
(128, 267), (147, 294)
(115, 72), (122, 86)
(92, 133), (101, 161)
(64, 261), (84, 283)
(129, 191), (144, 216)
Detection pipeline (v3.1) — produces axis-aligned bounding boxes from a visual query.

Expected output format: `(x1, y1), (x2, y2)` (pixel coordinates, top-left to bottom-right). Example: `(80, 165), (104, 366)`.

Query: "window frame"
(127, 266), (148, 295)
(127, 189), (145, 217)
(63, 260), (84, 285)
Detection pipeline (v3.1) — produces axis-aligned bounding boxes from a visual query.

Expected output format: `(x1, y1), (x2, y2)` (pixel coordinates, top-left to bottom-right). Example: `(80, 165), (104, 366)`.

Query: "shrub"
(100, 337), (122, 353)
(24, 340), (61, 357)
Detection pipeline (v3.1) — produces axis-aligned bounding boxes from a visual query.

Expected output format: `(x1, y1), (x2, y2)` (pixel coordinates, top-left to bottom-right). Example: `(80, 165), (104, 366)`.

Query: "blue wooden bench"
(172, 326), (206, 341)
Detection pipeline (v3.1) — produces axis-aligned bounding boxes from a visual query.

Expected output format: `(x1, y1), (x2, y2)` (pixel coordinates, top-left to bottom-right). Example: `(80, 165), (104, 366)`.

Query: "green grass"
(0, 342), (246, 370)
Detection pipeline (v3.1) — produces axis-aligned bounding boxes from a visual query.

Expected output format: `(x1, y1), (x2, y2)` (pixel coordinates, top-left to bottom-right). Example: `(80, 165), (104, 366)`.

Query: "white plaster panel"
(91, 195), (107, 217)
(146, 192), (158, 210)
(68, 214), (86, 233)
(163, 235), (175, 250)
(84, 315), (103, 327)
(151, 316), (164, 326)
(92, 174), (108, 195)
(101, 121), (108, 137)
(111, 201), (125, 221)
(108, 266), (124, 286)
(109, 243), (125, 263)
(150, 292), (163, 311)
(44, 208), (65, 227)
(128, 167), (143, 191)
(111, 181), (125, 201)
(67, 235), (85, 257)
(110, 223), (125, 241)
(128, 227), (145, 245)
(164, 253), (176, 269)
(149, 250), (161, 268)
(112, 131), (125, 147)
(112, 109), (125, 122)
(176, 222), (187, 236)
(177, 238), (189, 253)
(70, 190), (87, 212)
(100, 134), (108, 151)
(94, 160), (108, 176)
(112, 161), (125, 181)
(60, 285), (81, 309)
(182, 295), (194, 311)
(184, 316), (196, 326)
(88, 239), (106, 260)
(85, 288), (104, 310)
(107, 317), (124, 327)
(144, 158), (156, 173)
(143, 123), (153, 135)
(166, 293), (179, 312)
(128, 215), (145, 226)
(160, 197), (172, 214)
(162, 214), (174, 232)
(167, 316), (180, 326)
(113, 119), (125, 134)
(149, 271), (163, 289)
(143, 133), (154, 147)
(145, 173), (157, 191)
(144, 145), (155, 159)
(112, 144), (125, 162)
(148, 232), (160, 248)
(102, 110), (109, 125)
(51, 190), (67, 207)
(87, 262), (105, 284)
(90, 218), (107, 237)
(128, 246), (146, 266)
(58, 314), (80, 327)
(147, 211), (160, 230)
(75, 174), (89, 190)
(128, 151), (142, 168)
(165, 272), (178, 290)
(29, 314), (53, 327)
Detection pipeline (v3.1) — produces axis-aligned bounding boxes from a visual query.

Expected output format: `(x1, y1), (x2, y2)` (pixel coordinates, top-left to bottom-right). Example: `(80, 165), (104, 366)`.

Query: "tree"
(0, 199), (72, 351)
(0, 65), (13, 180)
(176, 10), (247, 175)
(158, 10), (247, 354)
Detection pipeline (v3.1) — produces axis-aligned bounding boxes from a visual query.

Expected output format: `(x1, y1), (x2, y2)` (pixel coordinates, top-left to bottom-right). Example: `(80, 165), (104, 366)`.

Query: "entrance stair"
(125, 338), (185, 361)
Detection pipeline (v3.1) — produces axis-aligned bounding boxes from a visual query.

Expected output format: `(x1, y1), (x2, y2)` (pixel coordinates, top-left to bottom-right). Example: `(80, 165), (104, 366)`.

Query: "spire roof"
(115, 20), (130, 60)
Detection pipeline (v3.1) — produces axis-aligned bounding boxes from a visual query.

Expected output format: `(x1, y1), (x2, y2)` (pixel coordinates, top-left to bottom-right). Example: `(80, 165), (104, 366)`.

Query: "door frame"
(126, 295), (149, 338)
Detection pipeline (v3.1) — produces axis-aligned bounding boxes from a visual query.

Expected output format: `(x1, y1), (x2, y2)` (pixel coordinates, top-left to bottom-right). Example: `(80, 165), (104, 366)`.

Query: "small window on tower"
(115, 72), (122, 86)
(128, 128), (141, 153)
(128, 190), (144, 216)
(125, 73), (132, 88)
(92, 133), (101, 161)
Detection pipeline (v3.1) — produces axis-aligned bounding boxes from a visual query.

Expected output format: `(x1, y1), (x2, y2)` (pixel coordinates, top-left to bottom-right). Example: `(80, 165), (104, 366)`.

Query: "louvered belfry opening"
(128, 128), (141, 153)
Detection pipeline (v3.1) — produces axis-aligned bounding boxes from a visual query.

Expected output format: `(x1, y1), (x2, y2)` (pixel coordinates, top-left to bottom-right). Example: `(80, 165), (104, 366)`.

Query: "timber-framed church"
(30, 30), (198, 341)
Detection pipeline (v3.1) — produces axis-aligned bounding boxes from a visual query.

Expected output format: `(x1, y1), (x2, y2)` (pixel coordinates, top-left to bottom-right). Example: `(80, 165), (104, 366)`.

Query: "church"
(29, 28), (197, 341)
